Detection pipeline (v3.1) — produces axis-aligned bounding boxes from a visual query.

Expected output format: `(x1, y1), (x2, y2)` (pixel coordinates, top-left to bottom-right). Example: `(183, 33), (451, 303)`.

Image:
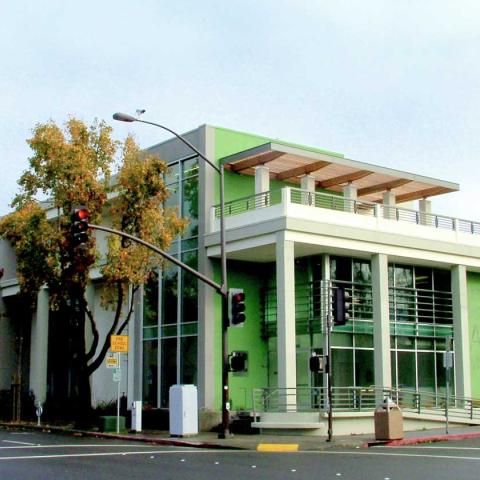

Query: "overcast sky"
(2, 0), (479, 218)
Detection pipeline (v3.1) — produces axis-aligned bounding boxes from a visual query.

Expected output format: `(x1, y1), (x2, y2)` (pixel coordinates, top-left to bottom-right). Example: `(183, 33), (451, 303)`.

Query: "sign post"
(443, 336), (454, 434)
(110, 335), (128, 433)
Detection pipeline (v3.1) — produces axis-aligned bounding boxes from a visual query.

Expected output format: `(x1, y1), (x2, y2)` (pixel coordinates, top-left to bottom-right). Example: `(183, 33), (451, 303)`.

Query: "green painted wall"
(212, 260), (268, 410)
(468, 272), (480, 398)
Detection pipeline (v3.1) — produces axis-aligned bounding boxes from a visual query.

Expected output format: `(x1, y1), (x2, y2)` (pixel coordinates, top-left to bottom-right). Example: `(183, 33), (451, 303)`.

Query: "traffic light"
(229, 351), (248, 372)
(228, 288), (246, 327)
(332, 286), (351, 326)
(71, 205), (90, 247)
(309, 354), (325, 373)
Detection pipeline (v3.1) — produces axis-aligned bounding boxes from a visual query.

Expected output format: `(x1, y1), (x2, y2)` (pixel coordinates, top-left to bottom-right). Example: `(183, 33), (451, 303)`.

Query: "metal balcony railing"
(213, 187), (480, 236)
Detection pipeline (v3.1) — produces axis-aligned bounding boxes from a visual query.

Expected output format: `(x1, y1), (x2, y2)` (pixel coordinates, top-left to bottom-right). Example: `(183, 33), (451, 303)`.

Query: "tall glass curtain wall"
(389, 264), (454, 396)
(263, 255), (454, 399)
(142, 155), (199, 408)
(330, 256), (374, 390)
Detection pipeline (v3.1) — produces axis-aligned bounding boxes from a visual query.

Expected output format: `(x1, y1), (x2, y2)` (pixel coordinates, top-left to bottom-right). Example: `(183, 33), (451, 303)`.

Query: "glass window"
(332, 349), (354, 387)
(434, 269), (451, 292)
(355, 334), (373, 348)
(143, 340), (158, 407)
(182, 157), (199, 179)
(181, 250), (198, 323)
(355, 350), (374, 387)
(353, 261), (371, 284)
(397, 336), (415, 350)
(415, 267), (432, 290)
(416, 338), (434, 350)
(417, 352), (435, 392)
(391, 352), (397, 388)
(332, 333), (353, 347)
(162, 266), (178, 325)
(165, 184), (179, 209)
(394, 265), (413, 288)
(182, 175), (198, 238)
(180, 336), (197, 384)
(161, 337), (177, 407)
(397, 351), (416, 389)
(143, 271), (159, 327)
(165, 162), (180, 185)
(331, 256), (351, 281)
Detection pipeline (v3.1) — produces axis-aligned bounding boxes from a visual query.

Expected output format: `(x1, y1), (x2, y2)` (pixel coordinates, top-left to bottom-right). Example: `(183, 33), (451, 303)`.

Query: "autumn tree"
(0, 118), (186, 425)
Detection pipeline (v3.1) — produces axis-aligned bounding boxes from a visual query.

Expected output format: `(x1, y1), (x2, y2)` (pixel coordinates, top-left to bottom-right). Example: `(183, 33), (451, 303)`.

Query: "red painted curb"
(82, 431), (245, 450)
(364, 431), (480, 448)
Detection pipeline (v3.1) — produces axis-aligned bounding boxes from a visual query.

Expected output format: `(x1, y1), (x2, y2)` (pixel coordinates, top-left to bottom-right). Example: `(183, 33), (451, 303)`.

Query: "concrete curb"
(82, 431), (246, 450)
(0, 422), (245, 450)
(364, 431), (480, 448)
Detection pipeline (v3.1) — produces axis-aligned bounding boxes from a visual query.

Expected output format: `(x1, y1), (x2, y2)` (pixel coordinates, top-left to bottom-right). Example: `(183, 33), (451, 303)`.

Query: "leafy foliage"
(0, 117), (187, 419)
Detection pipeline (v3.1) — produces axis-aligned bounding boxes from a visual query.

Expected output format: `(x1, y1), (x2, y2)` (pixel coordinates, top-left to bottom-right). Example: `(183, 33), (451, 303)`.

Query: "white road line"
(318, 450), (480, 461)
(0, 444), (157, 450)
(0, 449), (211, 461)
(2, 448), (480, 462)
(2, 440), (36, 446)
(381, 446), (480, 451)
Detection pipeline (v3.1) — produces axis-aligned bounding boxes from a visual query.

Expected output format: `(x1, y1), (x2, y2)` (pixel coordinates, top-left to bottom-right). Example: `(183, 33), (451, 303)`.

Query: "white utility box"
(131, 400), (142, 432)
(169, 384), (198, 436)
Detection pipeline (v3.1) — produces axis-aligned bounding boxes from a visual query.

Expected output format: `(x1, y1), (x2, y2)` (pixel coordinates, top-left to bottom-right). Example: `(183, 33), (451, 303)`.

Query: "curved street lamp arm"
(88, 223), (223, 295)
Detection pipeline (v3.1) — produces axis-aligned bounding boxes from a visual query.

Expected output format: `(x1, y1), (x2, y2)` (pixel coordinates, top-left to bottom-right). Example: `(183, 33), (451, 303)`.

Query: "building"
(1, 124), (480, 434)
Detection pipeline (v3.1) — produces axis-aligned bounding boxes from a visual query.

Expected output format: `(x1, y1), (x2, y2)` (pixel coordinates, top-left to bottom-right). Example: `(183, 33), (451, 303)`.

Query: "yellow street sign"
(110, 335), (129, 353)
(106, 353), (119, 369)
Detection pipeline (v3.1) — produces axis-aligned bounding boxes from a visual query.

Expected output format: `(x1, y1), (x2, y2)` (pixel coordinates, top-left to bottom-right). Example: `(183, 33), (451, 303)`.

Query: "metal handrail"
(214, 189), (282, 217)
(252, 386), (480, 423)
(212, 187), (480, 236)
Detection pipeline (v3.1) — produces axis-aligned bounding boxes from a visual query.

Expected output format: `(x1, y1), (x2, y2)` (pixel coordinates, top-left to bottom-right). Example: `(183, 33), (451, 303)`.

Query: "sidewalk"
(3, 422), (480, 451)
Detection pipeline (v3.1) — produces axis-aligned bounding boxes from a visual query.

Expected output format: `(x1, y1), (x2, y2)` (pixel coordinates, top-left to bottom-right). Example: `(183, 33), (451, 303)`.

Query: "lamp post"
(113, 113), (230, 438)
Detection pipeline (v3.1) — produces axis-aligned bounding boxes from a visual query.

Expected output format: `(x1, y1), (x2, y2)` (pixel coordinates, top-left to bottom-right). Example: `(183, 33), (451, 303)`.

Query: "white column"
(343, 183), (358, 213)
(255, 166), (270, 208)
(29, 288), (49, 405)
(383, 191), (396, 220)
(372, 254), (391, 400)
(451, 265), (471, 399)
(300, 175), (315, 205)
(419, 199), (432, 226)
(276, 232), (297, 409)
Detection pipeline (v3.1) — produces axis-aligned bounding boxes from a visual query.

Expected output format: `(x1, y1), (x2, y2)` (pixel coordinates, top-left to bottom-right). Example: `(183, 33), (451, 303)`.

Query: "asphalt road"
(2, 429), (480, 480)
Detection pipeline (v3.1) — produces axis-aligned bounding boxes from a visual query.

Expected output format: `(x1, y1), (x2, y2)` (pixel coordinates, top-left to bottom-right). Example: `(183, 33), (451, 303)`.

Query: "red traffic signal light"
(228, 288), (246, 327)
(71, 206), (90, 247)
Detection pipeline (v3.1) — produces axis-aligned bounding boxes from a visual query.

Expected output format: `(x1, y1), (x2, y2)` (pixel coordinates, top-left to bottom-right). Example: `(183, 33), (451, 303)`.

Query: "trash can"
(374, 398), (403, 440)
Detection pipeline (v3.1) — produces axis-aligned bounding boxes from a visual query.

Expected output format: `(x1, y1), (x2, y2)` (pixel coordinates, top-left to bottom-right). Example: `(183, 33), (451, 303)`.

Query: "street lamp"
(113, 112), (231, 438)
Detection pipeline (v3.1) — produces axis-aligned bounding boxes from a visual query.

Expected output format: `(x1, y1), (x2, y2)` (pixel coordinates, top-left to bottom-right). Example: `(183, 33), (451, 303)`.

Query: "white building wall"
(89, 283), (129, 407)
(0, 294), (16, 390)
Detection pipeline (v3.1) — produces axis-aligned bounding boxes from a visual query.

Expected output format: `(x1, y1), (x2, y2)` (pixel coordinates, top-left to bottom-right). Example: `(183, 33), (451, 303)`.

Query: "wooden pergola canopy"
(221, 142), (458, 204)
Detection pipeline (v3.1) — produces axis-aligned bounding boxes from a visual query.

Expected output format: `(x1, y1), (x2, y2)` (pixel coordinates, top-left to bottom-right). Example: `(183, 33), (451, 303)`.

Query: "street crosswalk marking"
(2, 440), (36, 446)
(0, 449), (212, 461)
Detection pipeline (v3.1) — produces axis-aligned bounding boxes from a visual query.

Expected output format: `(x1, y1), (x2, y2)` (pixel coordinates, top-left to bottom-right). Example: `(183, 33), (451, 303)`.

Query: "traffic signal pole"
(326, 307), (333, 442)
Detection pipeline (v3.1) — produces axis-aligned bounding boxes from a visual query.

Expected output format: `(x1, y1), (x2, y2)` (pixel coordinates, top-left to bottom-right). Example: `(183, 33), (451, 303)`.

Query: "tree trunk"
(70, 294), (93, 429)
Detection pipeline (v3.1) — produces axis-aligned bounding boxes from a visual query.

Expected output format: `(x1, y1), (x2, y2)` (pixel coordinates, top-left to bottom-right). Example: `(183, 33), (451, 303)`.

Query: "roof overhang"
(221, 143), (458, 204)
